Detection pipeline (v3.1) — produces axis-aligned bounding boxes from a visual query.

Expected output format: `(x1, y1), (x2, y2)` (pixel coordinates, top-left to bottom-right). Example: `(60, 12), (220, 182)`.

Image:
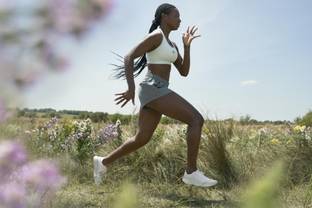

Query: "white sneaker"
(93, 156), (107, 185)
(182, 170), (218, 187)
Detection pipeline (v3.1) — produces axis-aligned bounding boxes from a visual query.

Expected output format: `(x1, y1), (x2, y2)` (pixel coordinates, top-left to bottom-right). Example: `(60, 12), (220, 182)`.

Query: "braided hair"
(111, 3), (176, 80)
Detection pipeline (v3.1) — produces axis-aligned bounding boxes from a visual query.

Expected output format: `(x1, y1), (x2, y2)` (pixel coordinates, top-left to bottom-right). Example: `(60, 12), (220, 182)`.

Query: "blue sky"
(22, 0), (312, 121)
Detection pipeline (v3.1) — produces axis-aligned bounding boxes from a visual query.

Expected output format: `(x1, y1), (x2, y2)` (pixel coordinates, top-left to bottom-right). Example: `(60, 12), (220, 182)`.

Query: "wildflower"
(98, 124), (119, 143)
(178, 125), (188, 137)
(293, 125), (306, 133)
(71, 119), (92, 141)
(0, 141), (28, 182)
(115, 119), (121, 127)
(0, 181), (26, 208)
(0, 141), (27, 165)
(44, 117), (59, 129)
(258, 127), (268, 136)
(270, 138), (280, 145)
(24, 130), (31, 135)
(19, 159), (66, 192)
(0, 141), (66, 207)
(230, 136), (240, 143)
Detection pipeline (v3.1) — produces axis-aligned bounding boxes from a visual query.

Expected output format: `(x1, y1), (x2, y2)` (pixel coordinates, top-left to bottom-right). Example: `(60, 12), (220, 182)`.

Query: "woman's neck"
(159, 24), (171, 38)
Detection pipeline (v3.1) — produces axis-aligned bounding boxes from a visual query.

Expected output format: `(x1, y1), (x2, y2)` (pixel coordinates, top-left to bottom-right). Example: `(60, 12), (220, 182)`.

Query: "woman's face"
(163, 8), (181, 30)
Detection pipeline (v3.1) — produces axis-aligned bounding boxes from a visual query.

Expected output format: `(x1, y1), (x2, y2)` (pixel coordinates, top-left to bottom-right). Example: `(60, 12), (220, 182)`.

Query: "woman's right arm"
(124, 33), (162, 91)
(115, 32), (162, 108)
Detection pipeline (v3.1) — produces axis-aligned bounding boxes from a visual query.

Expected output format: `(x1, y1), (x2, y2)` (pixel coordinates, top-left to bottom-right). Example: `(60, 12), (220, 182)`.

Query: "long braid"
(111, 3), (175, 80)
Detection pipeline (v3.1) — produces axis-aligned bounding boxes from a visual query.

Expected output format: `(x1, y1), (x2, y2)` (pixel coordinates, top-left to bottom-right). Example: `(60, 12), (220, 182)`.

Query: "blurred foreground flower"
(112, 181), (138, 208)
(0, 0), (114, 100)
(0, 140), (27, 182)
(241, 160), (285, 208)
(0, 140), (66, 208)
(19, 159), (66, 192)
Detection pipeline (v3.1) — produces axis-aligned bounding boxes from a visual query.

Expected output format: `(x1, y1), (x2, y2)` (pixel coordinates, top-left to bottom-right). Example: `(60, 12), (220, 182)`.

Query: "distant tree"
(239, 114), (252, 125)
(296, 110), (312, 127)
(294, 116), (301, 123)
(89, 112), (108, 123)
(48, 112), (61, 118)
(25, 112), (36, 118)
(108, 113), (132, 125)
(78, 111), (90, 120)
(16, 109), (25, 117)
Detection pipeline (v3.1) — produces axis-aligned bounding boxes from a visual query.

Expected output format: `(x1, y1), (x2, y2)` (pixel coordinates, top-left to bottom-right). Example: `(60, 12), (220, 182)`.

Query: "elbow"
(180, 70), (189, 77)
(179, 65), (189, 77)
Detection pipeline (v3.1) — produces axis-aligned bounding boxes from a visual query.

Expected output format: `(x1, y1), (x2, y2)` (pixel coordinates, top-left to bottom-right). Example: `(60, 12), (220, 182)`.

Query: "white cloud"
(240, 80), (259, 86)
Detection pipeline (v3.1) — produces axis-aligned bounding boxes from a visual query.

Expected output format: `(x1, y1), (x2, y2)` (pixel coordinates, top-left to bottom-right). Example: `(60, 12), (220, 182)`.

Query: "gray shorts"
(138, 70), (173, 109)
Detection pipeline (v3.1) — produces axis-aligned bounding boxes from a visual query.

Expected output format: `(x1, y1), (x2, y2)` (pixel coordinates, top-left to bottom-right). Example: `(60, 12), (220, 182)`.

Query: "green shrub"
(296, 110), (312, 127)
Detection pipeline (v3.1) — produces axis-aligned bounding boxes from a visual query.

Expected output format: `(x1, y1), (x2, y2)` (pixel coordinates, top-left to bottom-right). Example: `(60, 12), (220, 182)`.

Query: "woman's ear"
(161, 13), (167, 21)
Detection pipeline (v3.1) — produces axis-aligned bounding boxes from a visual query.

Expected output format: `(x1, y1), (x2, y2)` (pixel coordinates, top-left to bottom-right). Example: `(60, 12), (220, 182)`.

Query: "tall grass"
(201, 118), (238, 188)
(2, 115), (312, 207)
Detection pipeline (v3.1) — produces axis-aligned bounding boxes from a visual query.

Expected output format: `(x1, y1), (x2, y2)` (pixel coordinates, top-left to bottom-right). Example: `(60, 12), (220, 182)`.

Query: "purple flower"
(0, 141), (66, 207)
(0, 141), (28, 182)
(19, 159), (66, 193)
(0, 181), (26, 208)
(71, 119), (92, 141)
(0, 141), (28, 164)
(44, 117), (59, 129)
(46, 0), (113, 34)
(98, 124), (119, 143)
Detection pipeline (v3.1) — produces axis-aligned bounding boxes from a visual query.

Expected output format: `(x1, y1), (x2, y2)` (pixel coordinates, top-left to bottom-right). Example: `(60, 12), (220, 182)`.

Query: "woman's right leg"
(102, 106), (162, 166)
(144, 91), (205, 174)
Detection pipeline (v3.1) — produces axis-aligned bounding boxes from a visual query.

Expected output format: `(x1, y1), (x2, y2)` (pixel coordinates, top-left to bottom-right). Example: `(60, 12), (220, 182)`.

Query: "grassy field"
(1, 115), (311, 208)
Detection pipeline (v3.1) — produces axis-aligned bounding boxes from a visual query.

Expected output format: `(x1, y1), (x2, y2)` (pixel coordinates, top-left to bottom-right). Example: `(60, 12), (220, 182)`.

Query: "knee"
(189, 113), (204, 127)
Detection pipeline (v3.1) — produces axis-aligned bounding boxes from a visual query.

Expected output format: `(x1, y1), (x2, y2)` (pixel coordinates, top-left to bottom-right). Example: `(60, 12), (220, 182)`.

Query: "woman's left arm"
(173, 25), (200, 77)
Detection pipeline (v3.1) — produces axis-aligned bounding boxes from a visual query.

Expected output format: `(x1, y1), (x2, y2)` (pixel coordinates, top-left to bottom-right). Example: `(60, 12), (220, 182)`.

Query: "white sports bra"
(146, 27), (178, 65)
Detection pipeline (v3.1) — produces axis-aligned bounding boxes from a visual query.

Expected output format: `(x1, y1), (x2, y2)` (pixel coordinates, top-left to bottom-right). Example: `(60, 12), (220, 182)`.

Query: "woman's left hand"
(182, 25), (201, 47)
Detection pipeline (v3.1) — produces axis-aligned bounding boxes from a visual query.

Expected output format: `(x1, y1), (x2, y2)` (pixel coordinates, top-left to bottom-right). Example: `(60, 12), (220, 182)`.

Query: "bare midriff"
(147, 64), (171, 81)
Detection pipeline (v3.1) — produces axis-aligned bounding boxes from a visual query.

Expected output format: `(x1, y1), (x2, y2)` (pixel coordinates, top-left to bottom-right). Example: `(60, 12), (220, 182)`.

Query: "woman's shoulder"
(144, 28), (163, 44)
(146, 28), (163, 37)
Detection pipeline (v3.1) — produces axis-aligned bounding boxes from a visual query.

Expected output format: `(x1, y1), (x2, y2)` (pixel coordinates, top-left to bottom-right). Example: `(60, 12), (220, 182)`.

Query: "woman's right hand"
(114, 88), (135, 107)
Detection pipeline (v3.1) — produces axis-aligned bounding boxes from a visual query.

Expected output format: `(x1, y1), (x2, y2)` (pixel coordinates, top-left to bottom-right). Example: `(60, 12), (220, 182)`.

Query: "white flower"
(115, 119), (121, 127)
